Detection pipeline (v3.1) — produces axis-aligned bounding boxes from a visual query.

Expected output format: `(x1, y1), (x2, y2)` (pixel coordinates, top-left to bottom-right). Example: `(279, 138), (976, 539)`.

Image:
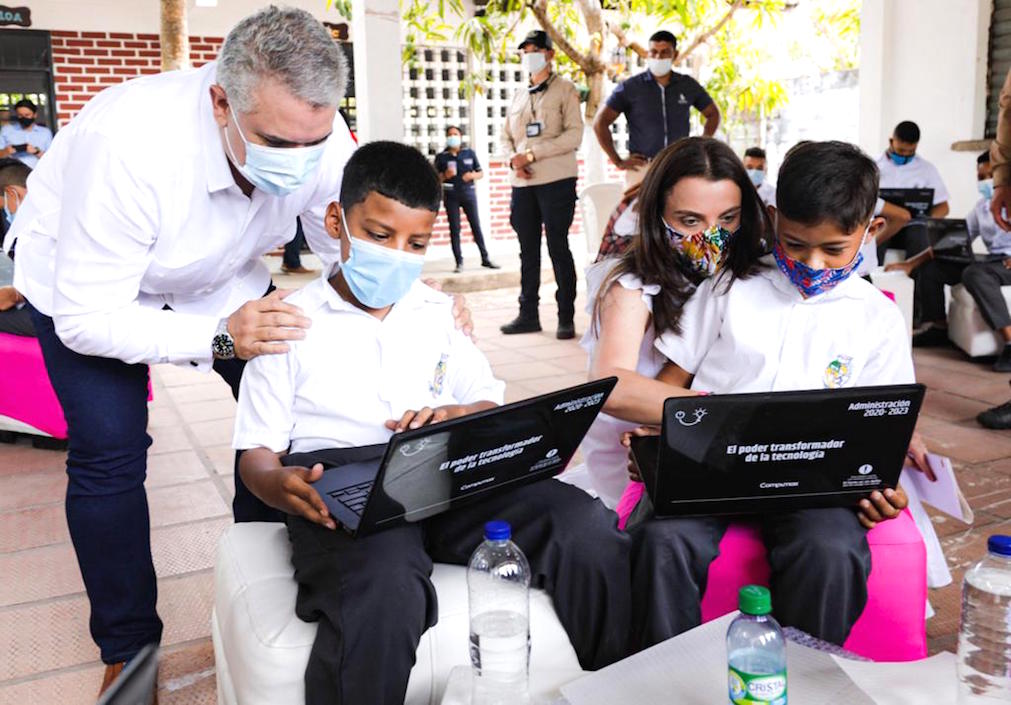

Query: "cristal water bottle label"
(728, 666), (787, 705)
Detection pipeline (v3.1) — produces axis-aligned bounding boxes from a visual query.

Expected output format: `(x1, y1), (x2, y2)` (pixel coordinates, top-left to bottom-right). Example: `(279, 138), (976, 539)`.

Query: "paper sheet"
(902, 453), (974, 523)
(901, 474), (954, 588)
(560, 613), (874, 705)
(833, 651), (959, 705)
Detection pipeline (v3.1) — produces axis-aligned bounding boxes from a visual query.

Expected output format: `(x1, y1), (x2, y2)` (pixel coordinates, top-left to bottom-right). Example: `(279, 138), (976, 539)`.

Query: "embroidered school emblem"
(823, 355), (853, 389)
(429, 353), (449, 397)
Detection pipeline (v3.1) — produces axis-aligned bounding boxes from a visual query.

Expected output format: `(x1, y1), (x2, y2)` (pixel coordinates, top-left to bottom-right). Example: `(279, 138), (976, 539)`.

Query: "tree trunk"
(160, 0), (190, 72)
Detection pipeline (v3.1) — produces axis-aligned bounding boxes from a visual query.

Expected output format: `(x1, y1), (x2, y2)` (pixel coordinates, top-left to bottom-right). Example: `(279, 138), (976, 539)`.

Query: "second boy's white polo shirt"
(233, 275), (505, 454)
(655, 259), (914, 394)
(875, 153), (950, 207)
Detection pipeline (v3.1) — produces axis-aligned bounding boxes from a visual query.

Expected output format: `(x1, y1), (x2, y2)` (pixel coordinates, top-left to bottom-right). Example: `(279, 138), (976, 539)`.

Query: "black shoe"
(978, 399), (1011, 429)
(500, 316), (542, 335)
(995, 345), (1011, 373)
(911, 326), (950, 348)
(556, 322), (576, 340)
(453, 263), (463, 274)
(481, 260), (501, 269)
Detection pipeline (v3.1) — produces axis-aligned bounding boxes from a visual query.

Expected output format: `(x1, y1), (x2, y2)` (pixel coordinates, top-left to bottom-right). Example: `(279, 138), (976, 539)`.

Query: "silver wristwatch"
(211, 318), (235, 360)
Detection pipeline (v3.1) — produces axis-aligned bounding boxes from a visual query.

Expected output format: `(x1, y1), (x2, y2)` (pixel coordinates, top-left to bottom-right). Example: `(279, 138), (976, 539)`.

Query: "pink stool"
(0, 333), (153, 442)
(0, 332), (67, 438)
(617, 482), (927, 662)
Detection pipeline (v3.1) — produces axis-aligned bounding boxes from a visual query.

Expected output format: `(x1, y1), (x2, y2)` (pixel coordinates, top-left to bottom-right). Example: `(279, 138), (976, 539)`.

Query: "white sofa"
(212, 522), (583, 705)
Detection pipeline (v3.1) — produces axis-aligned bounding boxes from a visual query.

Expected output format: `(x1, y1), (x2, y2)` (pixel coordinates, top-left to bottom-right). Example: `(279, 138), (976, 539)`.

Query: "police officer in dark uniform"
(434, 126), (499, 272)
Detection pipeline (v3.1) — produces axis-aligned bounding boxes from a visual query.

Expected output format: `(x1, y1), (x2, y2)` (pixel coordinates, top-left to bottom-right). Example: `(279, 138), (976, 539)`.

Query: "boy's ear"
(325, 202), (343, 242)
(868, 216), (887, 244)
(765, 204), (777, 221)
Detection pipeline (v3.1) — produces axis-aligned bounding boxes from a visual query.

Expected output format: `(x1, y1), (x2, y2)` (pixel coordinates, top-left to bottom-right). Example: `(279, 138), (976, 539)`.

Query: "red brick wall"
(50, 31), (223, 126)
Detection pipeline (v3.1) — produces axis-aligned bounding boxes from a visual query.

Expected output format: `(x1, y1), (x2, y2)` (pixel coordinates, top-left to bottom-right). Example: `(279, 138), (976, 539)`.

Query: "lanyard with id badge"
(526, 74), (554, 139)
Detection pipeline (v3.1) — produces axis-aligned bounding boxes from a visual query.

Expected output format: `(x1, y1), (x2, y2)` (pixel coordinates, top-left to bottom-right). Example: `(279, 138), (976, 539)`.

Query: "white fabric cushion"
(947, 283), (1011, 357)
(213, 522), (582, 705)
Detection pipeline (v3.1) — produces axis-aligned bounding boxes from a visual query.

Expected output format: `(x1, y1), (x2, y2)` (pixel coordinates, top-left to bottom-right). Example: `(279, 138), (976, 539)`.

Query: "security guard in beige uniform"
(499, 30), (583, 339)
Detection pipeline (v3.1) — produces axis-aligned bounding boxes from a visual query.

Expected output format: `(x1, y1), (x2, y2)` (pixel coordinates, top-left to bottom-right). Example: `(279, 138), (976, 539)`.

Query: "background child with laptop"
(624, 141), (929, 651)
(231, 142), (632, 705)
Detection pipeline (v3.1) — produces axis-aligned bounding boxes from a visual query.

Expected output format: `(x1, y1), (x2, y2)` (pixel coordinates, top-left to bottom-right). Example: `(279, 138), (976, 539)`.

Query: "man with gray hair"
(4, 6), (453, 695)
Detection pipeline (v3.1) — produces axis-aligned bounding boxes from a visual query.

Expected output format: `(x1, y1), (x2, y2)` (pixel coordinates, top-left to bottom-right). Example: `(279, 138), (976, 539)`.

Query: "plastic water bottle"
(468, 520), (531, 705)
(727, 585), (787, 705)
(957, 535), (1011, 703)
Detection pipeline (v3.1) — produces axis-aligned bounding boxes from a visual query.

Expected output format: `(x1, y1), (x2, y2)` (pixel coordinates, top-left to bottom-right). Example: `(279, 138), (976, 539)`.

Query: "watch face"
(213, 333), (235, 359)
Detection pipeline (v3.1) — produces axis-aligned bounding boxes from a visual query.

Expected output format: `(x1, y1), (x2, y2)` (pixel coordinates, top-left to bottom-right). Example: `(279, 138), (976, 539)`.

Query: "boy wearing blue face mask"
(233, 141), (632, 705)
(743, 146), (776, 207)
(628, 141), (927, 651)
(885, 151), (1011, 369)
(876, 120), (950, 219)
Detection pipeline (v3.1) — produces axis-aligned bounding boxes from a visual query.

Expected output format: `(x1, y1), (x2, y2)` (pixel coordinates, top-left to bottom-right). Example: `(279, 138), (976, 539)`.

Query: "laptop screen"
(652, 385), (924, 514)
(371, 379), (615, 525)
(879, 188), (934, 218)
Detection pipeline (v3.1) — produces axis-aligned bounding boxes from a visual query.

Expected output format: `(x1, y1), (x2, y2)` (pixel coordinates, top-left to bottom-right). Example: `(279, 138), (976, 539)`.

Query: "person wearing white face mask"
(0, 7), (478, 696)
(593, 30), (720, 187)
(0, 158), (33, 336)
(499, 29), (584, 339)
(885, 151), (1011, 369)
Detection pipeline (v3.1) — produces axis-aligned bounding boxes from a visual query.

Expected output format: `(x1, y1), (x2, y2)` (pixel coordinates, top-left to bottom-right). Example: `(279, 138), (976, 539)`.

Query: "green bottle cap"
(738, 585), (772, 615)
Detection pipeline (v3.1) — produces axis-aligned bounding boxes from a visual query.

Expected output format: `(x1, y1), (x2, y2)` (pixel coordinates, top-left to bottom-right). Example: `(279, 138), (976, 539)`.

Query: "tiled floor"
(2, 281), (1011, 703)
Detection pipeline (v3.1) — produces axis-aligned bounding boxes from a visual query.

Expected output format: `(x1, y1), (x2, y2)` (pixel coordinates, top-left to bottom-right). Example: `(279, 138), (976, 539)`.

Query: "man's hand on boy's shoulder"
(857, 487), (907, 530)
(263, 462), (338, 530)
(422, 279), (474, 339)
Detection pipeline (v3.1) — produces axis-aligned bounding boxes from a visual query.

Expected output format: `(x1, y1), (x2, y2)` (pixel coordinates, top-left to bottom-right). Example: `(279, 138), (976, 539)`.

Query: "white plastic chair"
(578, 182), (624, 259)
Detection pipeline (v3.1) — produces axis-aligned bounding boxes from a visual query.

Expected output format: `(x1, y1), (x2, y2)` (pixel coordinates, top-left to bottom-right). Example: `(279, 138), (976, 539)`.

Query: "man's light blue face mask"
(224, 105), (328, 197)
(338, 208), (426, 309)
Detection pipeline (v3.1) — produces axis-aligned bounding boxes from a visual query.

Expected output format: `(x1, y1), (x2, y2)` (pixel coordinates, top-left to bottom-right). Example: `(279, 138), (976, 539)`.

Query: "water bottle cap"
(738, 585), (772, 616)
(988, 535), (1011, 557)
(484, 520), (511, 541)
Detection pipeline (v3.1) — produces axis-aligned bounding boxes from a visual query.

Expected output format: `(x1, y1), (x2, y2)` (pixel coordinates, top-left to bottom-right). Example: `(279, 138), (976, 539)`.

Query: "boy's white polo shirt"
(233, 276), (505, 454)
(875, 153), (950, 207)
(655, 258), (914, 394)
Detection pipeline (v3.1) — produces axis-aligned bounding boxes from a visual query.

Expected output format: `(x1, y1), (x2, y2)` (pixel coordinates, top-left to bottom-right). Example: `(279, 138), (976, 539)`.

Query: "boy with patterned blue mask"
(233, 140), (633, 705)
(628, 141), (931, 651)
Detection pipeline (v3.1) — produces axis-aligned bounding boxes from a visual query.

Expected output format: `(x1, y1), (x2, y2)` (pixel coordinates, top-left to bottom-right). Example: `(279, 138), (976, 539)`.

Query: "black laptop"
(879, 187), (934, 218)
(918, 218), (1003, 265)
(631, 384), (925, 516)
(96, 644), (158, 705)
(284, 378), (617, 537)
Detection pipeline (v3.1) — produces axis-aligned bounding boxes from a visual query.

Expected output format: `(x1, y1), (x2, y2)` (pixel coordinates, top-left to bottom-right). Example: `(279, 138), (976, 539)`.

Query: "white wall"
(859, 0), (991, 217)
(14, 0), (334, 36)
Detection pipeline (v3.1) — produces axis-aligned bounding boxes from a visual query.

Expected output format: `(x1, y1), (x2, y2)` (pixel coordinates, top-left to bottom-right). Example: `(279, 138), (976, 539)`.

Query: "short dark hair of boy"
(777, 141), (879, 233)
(13, 98), (37, 114)
(744, 147), (766, 160)
(979, 150), (991, 165)
(649, 30), (677, 48)
(339, 141), (442, 213)
(0, 158), (31, 189)
(893, 120), (920, 144)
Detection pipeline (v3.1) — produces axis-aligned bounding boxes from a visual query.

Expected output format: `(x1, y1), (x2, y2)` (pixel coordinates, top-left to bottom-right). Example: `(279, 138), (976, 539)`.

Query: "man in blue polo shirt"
(434, 125), (499, 272)
(0, 99), (53, 169)
(593, 30), (720, 186)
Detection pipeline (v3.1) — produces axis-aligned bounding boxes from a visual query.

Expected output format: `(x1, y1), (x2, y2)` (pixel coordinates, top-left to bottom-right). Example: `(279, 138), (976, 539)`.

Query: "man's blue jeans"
(28, 304), (281, 664)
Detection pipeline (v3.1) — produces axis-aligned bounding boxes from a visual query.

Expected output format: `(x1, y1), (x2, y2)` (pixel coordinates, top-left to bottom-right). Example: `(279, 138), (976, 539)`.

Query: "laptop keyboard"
(326, 481), (372, 516)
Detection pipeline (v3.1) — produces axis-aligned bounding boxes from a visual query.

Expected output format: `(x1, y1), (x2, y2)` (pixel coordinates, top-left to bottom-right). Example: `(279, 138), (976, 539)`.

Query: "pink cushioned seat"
(617, 482), (927, 662)
(0, 332), (67, 438)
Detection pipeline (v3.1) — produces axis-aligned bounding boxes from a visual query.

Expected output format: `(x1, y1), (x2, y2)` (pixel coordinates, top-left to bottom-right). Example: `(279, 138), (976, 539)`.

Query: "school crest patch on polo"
(429, 353), (449, 397)
(823, 355), (853, 389)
